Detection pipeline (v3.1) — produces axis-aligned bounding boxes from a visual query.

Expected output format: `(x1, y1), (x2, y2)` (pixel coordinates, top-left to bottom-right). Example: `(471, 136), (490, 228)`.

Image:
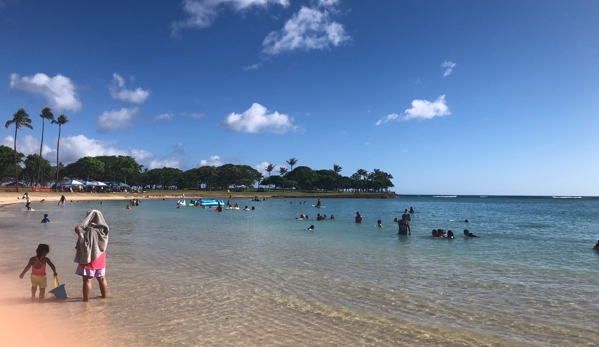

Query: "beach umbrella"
(95, 181), (108, 186)
(119, 182), (130, 187)
(70, 180), (84, 186)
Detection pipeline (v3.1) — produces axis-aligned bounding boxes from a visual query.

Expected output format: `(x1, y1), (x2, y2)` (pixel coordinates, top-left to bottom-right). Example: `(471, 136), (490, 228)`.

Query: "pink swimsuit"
(31, 256), (46, 276)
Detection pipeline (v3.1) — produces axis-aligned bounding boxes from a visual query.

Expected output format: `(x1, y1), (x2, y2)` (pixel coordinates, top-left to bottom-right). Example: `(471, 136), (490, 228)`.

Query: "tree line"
(4, 108), (394, 192)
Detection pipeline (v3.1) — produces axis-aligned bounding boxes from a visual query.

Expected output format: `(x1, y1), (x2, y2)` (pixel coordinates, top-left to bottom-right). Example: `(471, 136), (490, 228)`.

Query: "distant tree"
(23, 154), (52, 186)
(278, 166), (288, 192)
(265, 163), (275, 190)
(286, 157), (298, 171)
(0, 145), (23, 185)
(68, 156), (105, 182)
(37, 107), (54, 186)
(52, 115), (69, 192)
(5, 108), (33, 192)
(287, 166), (317, 191)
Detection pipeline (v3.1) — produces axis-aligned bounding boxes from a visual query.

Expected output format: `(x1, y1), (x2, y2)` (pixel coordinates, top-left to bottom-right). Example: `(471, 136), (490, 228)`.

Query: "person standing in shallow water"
(355, 212), (363, 223)
(74, 210), (109, 302)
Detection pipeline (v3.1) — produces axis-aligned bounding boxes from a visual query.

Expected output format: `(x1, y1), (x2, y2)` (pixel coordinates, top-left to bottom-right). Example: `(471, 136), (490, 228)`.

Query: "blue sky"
(1, 0), (598, 195)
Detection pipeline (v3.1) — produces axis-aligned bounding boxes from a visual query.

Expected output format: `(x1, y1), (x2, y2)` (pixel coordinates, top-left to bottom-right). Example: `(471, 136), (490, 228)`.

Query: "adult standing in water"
(316, 199), (322, 207)
(355, 212), (363, 223)
(59, 194), (66, 206)
(74, 210), (109, 301)
(397, 214), (411, 236)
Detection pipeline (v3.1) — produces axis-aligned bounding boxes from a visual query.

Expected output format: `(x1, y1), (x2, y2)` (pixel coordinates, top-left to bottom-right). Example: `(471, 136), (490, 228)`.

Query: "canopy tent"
(63, 179), (84, 186)
(118, 182), (130, 187)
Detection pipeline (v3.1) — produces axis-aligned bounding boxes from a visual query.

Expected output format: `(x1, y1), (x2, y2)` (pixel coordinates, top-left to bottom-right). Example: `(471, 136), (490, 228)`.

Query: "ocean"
(1, 195), (598, 346)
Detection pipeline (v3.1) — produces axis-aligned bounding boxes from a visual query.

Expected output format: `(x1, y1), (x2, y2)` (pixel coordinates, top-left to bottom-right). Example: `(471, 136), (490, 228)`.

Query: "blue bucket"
(49, 284), (68, 299)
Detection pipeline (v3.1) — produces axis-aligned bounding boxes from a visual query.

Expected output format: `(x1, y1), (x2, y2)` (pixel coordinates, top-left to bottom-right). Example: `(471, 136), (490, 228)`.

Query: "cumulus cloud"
(375, 95), (450, 125)
(199, 155), (223, 167)
(262, 5), (350, 55)
(109, 73), (149, 104)
(172, 0), (289, 36)
(97, 107), (139, 132)
(219, 103), (300, 134)
(148, 158), (183, 169)
(442, 61), (456, 77)
(154, 113), (173, 122)
(255, 161), (283, 176)
(9, 73), (82, 112)
(1, 135), (53, 159)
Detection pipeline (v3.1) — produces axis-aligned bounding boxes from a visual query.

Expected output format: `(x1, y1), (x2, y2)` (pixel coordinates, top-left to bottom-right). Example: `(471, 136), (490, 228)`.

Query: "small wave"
(552, 196), (582, 199)
(480, 196), (487, 198)
(433, 196), (457, 198)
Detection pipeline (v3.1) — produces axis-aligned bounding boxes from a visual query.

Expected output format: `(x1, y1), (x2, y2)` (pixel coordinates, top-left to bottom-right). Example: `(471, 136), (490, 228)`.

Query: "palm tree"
(5, 109), (33, 192)
(357, 168), (368, 192)
(278, 167), (288, 192)
(265, 163), (275, 190)
(52, 115), (69, 192)
(333, 164), (342, 192)
(37, 107), (54, 186)
(286, 157), (298, 171)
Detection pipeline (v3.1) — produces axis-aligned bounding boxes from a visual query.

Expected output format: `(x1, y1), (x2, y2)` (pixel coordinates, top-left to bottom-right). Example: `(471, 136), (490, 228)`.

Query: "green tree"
(23, 154), (52, 186)
(0, 145), (23, 185)
(287, 166), (317, 191)
(333, 164), (342, 191)
(52, 115), (69, 192)
(286, 157), (298, 171)
(5, 108), (33, 192)
(265, 163), (275, 190)
(37, 107), (54, 186)
(69, 156), (105, 182)
(278, 166), (288, 192)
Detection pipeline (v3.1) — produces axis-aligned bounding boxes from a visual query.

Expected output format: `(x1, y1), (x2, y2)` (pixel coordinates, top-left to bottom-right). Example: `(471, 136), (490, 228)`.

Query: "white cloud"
(109, 73), (149, 104)
(255, 161), (283, 176)
(403, 95), (450, 121)
(148, 158), (183, 170)
(172, 0), (289, 35)
(243, 63), (262, 71)
(375, 95), (450, 125)
(2, 133), (154, 167)
(219, 103), (300, 134)
(1, 135), (53, 159)
(375, 113), (399, 126)
(189, 113), (206, 118)
(262, 6), (350, 55)
(318, 0), (339, 6)
(442, 61), (456, 77)
(97, 107), (139, 132)
(154, 113), (173, 122)
(9, 73), (82, 112)
(199, 155), (223, 167)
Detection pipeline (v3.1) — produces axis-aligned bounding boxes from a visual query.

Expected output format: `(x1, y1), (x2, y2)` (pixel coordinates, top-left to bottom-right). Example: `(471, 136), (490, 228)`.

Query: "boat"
(199, 199), (225, 207)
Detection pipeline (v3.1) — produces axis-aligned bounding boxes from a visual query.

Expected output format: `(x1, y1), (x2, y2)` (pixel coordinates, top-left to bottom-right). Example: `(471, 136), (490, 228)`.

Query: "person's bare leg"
(39, 288), (45, 301)
(97, 276), (107, 298)
(82, 276), (92, 301)
(31, 286), (36, 299)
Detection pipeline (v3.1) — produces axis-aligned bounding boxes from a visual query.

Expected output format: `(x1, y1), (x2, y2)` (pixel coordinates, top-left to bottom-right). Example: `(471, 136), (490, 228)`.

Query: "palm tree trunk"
(55, 126), (61, 192)
(13, 126), (19, 192)
(37, 119), (44, 187)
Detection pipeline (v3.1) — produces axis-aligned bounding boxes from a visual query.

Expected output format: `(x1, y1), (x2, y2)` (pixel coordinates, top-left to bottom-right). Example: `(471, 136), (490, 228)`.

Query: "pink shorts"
(76, 265), (105, 277)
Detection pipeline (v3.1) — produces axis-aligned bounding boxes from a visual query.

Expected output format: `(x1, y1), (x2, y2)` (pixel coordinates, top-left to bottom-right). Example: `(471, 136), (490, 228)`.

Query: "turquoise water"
(1, 195), (598, 346)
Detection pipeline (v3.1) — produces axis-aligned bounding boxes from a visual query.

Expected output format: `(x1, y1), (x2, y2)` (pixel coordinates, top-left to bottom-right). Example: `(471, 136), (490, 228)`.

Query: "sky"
(1, 0), (598, 196)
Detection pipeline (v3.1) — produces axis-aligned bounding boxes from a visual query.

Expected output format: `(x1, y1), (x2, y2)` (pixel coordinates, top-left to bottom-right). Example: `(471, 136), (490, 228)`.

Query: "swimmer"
(465, 219), (469, 223)
(432, 229), (438, 237)
(126, 205), (131, 210)
(355, 212), (363, 223)
(244, 206), (249, 211)
(305, 225), (315, 231)
(330, 214), (334, 219)
(409, 207), (415, 213)
(41, 214), (50, 223)
(593, 239), (599, 250)
(376, 220), (382, 227)
(315, 199), (322, 207)
(447, 230), (454, 239)
(463, 229), (478, 237)
(40, 199), (45, 203)
(251, 206), (255, 210)
(397, 214), (411, 235)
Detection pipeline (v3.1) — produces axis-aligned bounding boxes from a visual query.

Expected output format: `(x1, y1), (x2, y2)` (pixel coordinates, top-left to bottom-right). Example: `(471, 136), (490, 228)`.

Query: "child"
(19, 244), (57, 301)
(41, 214), (50, 223)
(376, 220), (383, 227)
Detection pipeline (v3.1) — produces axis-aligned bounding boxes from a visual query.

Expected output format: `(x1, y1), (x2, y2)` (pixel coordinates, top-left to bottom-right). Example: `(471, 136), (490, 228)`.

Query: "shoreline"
(0, 191), (395, 207)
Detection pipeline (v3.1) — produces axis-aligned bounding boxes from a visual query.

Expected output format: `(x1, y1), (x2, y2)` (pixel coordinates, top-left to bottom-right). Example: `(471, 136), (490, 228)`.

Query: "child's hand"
(54, 272), (58, 276)
(19, 273), (24, 279)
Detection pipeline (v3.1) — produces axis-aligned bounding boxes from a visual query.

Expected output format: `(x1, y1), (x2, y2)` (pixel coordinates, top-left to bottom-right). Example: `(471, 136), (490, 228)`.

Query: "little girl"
(19, 244), (58, 301)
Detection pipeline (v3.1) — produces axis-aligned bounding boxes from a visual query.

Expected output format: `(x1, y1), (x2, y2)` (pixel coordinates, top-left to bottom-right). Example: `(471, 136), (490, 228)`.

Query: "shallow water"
(1, 195), (598, 346)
